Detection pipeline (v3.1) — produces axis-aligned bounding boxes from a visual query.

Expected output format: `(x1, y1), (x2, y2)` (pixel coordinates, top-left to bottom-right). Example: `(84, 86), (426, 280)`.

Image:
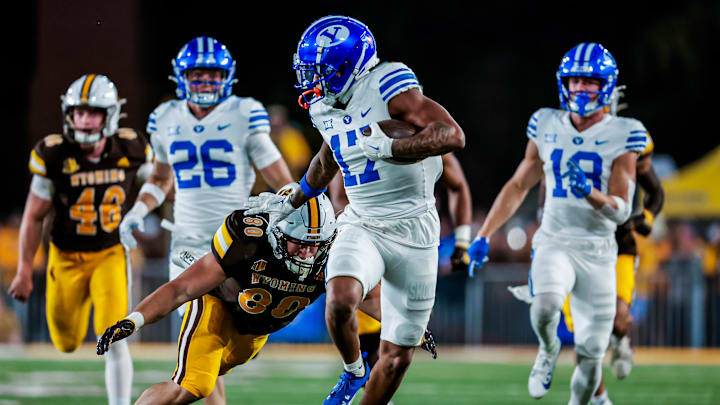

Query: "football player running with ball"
(245, 15), (465, 405)
(118, 37), (292, 404)
(9, 74), (152, 405)
(467, 43), (647, 405)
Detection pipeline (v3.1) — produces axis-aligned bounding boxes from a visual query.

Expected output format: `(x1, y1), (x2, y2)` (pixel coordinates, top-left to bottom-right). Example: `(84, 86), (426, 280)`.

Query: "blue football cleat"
(323, 362), (370, 405)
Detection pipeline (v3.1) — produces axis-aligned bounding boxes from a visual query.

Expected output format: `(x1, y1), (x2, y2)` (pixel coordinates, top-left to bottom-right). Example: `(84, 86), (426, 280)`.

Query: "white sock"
(105, 339), (133, 405)
(343, 354), (365, 378)
(569, 356), (602, 405)
(530, 293), (564, 352)
(593, 390), (609, 400)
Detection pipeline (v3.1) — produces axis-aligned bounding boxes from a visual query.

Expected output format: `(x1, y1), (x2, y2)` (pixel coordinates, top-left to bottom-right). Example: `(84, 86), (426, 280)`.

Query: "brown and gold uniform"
(172, 209), (327, 398)
(562, 134), (660, 332)
(28, 129), (151, 352)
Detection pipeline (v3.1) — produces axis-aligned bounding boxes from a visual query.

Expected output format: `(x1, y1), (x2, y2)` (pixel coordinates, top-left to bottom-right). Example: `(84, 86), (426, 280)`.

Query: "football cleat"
(323, 361), (370, 405)
(420, 328), (438, 359)
(610, 335), (633, 379)
(590, 390), (614, 405)
(528, 340), (561, 399)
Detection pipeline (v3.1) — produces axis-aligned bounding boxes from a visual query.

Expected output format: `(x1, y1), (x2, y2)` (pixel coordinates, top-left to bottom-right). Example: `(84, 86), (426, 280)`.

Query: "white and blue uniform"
(147, 96), (282, 283)
(527, 108), (647, 358)
(309, 62), (443, 346)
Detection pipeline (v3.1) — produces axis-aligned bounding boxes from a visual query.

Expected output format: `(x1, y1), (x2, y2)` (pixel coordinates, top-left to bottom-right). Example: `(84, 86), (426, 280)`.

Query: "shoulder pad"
(29, 134), (64, 176)
(622, 118), (649, 154)
(373, 61), (421, 102)
(147, 100), (177, 134)
(117, 128), (138, 140)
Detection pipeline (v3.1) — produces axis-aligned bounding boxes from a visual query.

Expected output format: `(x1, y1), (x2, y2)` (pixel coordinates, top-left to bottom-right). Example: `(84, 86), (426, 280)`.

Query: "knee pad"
(575, 334), (609, 359)
(531, 293), (565, 320)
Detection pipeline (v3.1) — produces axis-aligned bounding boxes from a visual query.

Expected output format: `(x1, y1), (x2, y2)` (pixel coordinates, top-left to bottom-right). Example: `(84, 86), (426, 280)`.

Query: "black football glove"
(450, 246), (470, 273)
(420, 328), (438, 359)
(97, 319), (136, 355)
(632, 209), (654, 237)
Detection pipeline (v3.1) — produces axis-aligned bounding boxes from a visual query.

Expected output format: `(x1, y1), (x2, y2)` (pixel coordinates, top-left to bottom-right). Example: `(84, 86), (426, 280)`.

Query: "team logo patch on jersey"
(62, 158), (79, 174)
(193, 125), (205, 133)
(117, 157), (130, 168)
(323, 119), (334, 130)
(168, 126), (180, 136)
(343, 115), (352, 125)
(314, 270), (325, 282)
(251, 259), (268, 272)
(572, 136), (584, 145)
(544, 133), (557, 143)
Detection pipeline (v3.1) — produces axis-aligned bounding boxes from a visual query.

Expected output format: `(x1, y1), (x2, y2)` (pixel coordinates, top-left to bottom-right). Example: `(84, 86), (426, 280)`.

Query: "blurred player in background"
(118, 36), (293, 405)
(468, 43), (648, 405)
(510, 85), (665, 405)
(245, 15), (465, 405)
(100, 192), (347, 405)
(8, 74), (152, 405)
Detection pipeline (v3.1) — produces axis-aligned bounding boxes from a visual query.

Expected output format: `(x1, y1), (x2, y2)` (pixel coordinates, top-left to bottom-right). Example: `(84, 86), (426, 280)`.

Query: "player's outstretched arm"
(468, 141), (543, 275)
(438, 153), (473, 271)
(633, 154), (664, 235)
(9, 191), (52, 302)
(290, 142), (339, 207)
(387, 89), (465, 160)
(96, 254), (226, 355)
(119, 161), (174, 248)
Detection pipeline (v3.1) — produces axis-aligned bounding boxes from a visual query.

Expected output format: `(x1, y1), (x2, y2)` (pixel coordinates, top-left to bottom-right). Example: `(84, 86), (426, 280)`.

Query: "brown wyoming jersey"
(28, 129), (152, 251)
(211, 209), (327, 335)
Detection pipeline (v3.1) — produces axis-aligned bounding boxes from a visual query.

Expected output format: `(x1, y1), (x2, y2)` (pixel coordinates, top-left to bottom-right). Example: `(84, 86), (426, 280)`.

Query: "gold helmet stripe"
(80, 74), (97, 102)
(308, 197), (320, 234)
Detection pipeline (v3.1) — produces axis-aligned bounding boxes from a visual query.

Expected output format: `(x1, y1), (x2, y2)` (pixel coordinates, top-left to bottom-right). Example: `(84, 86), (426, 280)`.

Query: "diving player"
(118, 37), (293, 404)
(467, 43), (646, 405)
(245, 15), (465, 405)
(9, 74), (151, 405)
(99, 192), (352, 404)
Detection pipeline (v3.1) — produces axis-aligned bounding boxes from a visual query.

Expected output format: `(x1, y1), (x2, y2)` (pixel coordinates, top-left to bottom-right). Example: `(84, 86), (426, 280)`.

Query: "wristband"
(139, 182), (166, 206)
(300, 174), (327, 198)
(129, 200), (150, 218)
(454, 224), (472, 248)
(125, 311), (145, 330)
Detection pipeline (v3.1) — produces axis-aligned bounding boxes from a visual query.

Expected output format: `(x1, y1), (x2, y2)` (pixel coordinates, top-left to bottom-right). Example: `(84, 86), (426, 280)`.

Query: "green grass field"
(1, 356), (719, 405)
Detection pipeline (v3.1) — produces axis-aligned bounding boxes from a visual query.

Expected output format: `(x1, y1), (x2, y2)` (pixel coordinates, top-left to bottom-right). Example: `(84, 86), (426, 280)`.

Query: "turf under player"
(8, 74), (152, 405)
(118, 36), (293, 404)
(245, 15), (465, 405)
(468, 43), (647, 405)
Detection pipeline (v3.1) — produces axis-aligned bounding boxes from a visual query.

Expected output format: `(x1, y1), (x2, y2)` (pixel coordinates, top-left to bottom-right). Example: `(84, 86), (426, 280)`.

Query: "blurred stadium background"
(1, 1), (719, 404)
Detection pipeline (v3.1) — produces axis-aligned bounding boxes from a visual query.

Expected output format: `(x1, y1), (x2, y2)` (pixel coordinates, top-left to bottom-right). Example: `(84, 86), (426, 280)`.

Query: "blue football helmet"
(293, 16), (379, 108)
(171, 36), (236, 106)
(556, 43), (618, 117)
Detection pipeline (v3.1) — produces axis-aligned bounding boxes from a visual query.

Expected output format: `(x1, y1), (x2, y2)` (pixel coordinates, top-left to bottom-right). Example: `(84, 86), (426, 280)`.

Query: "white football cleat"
(590, 390), (614, 405)
(610, 335), (633, 379)
(528, 340), (561, 399)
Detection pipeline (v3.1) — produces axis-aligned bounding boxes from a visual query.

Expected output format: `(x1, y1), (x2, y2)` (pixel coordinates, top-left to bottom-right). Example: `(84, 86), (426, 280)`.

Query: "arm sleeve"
(379, 62), (422, 103)
(30, 174), (53, 200)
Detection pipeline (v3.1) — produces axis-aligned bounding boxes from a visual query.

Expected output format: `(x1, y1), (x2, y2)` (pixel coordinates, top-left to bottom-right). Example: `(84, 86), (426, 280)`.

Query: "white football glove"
(119, 203), (148, 249)
(245, 191), (298, 229)
(507, 284), (533, 304)
(358, 122), (394, 160)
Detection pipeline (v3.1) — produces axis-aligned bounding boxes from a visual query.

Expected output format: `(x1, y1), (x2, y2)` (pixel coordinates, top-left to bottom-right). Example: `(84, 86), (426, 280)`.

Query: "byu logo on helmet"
(556, 42), (618, 117)
(317, 25), (350, 46)
(293, 15), (379, 109)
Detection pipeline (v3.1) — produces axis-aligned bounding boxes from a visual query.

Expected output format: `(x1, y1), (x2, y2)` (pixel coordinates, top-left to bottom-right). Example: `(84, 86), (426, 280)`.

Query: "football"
(362, 119), (423, 164)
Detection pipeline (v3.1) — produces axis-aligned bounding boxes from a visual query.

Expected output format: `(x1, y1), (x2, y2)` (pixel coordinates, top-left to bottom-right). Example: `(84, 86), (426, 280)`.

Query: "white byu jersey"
(309, 62), (443, 221)
(147, 96), (281, 245)
(528, 108), (648, 239)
